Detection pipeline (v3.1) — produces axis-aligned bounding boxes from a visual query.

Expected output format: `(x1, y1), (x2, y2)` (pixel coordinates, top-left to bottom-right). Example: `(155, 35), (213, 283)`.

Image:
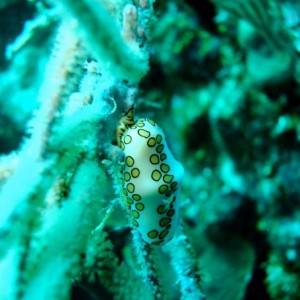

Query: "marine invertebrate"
(118, 110), (184, 245)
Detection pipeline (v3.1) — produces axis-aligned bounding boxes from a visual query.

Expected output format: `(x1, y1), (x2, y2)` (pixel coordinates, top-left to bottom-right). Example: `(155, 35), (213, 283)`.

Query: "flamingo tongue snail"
(117, 109), (184, 245)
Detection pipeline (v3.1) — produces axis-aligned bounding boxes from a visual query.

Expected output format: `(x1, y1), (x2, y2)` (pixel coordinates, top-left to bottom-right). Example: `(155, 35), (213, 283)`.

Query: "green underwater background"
(1, 0), (300, 299)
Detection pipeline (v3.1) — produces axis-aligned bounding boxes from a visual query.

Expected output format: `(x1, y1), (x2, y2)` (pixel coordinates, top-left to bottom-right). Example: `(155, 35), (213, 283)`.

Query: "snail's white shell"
(120, 118), (184, 245)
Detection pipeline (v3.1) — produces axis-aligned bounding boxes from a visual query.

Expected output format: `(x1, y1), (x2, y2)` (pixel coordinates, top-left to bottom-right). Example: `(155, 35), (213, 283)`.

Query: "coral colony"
(1, 0), (300, 299)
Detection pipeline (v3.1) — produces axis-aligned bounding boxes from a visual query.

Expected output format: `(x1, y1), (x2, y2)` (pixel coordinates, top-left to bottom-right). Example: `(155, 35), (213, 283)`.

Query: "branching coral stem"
(27, 22), (84, 160)
(57, 0), (149, 83)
